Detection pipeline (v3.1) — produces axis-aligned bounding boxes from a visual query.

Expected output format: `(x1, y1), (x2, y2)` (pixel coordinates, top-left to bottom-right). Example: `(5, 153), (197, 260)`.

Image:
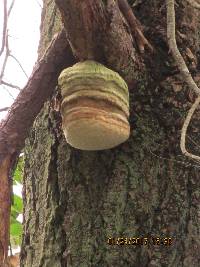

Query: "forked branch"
(117, 0), (153, 53)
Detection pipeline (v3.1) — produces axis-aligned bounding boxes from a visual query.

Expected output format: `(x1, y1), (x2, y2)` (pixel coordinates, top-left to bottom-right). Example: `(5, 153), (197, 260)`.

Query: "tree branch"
(0, 155), (11, 265)
(0, 107), (9, 113)
(0, 28), (74, 164)
(9, 54), (28, 78)
(1, 80), (20, 91)
(0, 35), (9, 81)
(7, 0), (15, 17)
(0, 0), (7, 57)
(0, 28), (74, 260)
(55, 0), (140, 86)
(167, 0), (200, 161)
(35, 0), (42, 9)
(0, 0), (147, 259)
(2, 85), (15, 100)
(117, 0), (153, 53)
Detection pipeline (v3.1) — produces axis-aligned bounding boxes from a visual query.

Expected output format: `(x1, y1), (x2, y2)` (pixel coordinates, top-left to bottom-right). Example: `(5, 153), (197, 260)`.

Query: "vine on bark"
(167, 0), (200, 161)
(1, 0), (200, 265)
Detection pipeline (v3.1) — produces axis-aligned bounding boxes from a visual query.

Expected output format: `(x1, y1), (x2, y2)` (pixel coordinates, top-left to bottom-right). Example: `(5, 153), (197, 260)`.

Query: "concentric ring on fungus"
(58, 60), (130, 150)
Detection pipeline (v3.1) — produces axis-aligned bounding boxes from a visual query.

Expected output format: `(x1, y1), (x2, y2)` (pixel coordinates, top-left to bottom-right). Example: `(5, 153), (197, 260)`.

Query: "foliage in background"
(10, 155), (24, 248)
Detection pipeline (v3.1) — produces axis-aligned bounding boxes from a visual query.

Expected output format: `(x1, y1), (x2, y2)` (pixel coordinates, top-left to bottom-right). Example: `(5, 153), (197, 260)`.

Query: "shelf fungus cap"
(58, 60), (130, 150)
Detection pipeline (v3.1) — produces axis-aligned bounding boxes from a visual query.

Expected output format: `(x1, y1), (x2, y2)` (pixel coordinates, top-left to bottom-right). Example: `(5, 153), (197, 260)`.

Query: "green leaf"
(10, 217), (19, 226)
(10, 221), (22, 246)
(10, 235), (21, 247)
(10, 155), (24, 248)
(12, 195), (23, 213)
(10, 222), (22, 237)
(13, 156), (24, 183)
(11, 208), (19, 222)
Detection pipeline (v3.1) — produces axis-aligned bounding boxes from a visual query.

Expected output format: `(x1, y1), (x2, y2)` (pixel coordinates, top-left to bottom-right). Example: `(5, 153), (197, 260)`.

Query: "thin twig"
(0, 0), (15, 79)
(117, 0), (153, 53)
(0, 107), (9, 113)
(0, 35), (9, 81)
(2, 85), (15, 100)
(7, 0), (15, 17)
(0, 0), (15, 76)
(166, 0), (200, 161)
(0, 0), (8, 57)
(35, 0), (42, 8)
(9, 54), (28, 78)
(0, 1), (12, 87)
(1, 80), (20, 91)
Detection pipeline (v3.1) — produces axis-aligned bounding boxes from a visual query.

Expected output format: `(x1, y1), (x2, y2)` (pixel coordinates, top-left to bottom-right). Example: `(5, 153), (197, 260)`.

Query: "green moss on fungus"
(58, 60), (130, 151)
(58, 60), (129, 98)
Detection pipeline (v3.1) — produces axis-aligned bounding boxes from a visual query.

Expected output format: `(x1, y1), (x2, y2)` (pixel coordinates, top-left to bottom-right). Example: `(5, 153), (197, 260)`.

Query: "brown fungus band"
(58, 60), (130, 150)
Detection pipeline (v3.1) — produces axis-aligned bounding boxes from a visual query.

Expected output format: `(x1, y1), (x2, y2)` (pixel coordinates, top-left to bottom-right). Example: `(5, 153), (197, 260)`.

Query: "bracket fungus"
(58, 60), (130, 150)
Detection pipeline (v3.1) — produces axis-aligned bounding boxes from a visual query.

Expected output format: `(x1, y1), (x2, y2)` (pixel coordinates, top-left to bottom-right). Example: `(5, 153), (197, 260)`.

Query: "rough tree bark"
(0, 29), (74, 265)
(21, 0), (200, 267)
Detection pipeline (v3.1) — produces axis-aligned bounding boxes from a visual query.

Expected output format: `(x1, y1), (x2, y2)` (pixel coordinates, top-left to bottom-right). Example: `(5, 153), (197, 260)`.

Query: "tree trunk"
(21, 1), (200, 266)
